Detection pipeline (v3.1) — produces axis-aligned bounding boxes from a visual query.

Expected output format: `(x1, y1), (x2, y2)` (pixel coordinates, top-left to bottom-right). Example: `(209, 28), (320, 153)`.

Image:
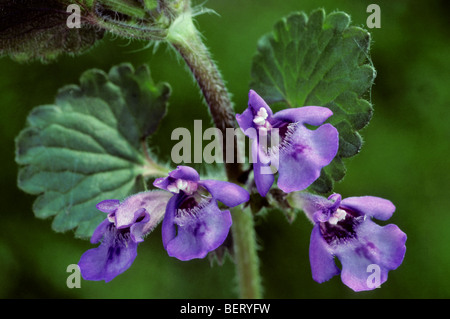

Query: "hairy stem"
(167, 9), (243, 183)
(231, 207), (262, 299)
(166, 5), (262, 299)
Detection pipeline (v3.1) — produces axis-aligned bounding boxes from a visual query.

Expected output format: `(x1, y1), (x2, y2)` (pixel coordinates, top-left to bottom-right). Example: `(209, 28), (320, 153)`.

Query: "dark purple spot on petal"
(107, 247), (115, 261)
(355, 241), (378, 260)
(193, 222), (206, 237)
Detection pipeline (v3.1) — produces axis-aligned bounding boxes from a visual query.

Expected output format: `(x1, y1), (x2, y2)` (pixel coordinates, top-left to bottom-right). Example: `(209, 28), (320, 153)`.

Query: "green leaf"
(0, 0), (104, 63)
(250, 9), (376, 193)
(15, 63), (171, 238)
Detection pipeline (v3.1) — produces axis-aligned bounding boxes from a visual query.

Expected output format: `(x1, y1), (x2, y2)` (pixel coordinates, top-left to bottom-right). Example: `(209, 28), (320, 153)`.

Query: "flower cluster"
(78, 166), (249, 281)
(235, 90), (406, 291)
(78, 90), (406, 291)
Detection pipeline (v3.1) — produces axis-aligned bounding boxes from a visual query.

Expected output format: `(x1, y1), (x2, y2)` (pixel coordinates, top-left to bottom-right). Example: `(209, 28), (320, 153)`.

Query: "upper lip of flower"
(153, 165), (201, 195)
(154, 166), (250, 208)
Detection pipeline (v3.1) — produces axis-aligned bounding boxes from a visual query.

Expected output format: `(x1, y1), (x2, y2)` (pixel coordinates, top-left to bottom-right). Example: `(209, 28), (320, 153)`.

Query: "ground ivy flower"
(78, 191), (172, 282)
(153, 166), (250, 261)
(236, 90), (339, 197)
(289, 192), (407, 291)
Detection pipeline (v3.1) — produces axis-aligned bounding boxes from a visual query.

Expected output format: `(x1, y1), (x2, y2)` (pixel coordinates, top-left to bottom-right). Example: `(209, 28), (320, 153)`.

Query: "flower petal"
(128, 209), (150, 243)
(198, 180), (249, 207)
(153, 166), (200, 192)
(79, 226), (138, 282)
(131, 196), (172, 243)
(253, 160), (275, 197)
(96, 199), (120, 213)
(114, 207), (146, 230)
(248, 90), (273, 116)
(252, 140), (274, 197)
(236, 90), (274, 139)
(309, 224), (341, 283)
(161, 193), (181, 250)
(340, 196), (396, 221)
(153, 176), (170, 191)
(277, 123), (338, 192)
(165, 201), (232, 261)
(236, 107), (258, 139)
(273, 106), (333, 126)
(356, 219), (407, 270)
(288, 192), (341, 223)
(114, 191), (172, 230)
(332, 219), (406, 291)
(169, 165), (200, 182)
(90, 218), (112, 244)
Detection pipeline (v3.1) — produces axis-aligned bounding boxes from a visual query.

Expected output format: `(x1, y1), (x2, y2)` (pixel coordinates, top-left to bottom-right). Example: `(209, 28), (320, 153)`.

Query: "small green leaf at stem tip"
(15, 63), (171, 238)
(250, 9), (376, 194)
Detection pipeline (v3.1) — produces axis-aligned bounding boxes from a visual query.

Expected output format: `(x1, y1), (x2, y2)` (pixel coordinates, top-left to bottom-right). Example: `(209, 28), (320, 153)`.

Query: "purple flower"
(153, 166), (250, 261)
(236, 90), (339, 196)
(291, 192), (407, 291)
(78, 191), (172, 282)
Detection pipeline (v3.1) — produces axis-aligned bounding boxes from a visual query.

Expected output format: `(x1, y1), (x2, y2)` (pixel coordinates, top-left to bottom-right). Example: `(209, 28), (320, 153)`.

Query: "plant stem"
(167, 9), (242, 183)
(167, 5), (262, 299)
(231, 207), (262, 299)
(141, 140), (170, 177)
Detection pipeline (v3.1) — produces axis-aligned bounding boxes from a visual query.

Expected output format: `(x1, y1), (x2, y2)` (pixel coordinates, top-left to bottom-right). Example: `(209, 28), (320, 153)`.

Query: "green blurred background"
(1, 0), (449, 298)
